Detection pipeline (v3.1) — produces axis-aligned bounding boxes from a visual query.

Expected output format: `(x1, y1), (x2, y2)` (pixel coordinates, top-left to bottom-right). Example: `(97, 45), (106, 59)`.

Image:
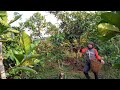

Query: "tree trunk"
(70, 43), (73, 52)
(58, 60), (61, 69)
(0, 42), (6, 79)
(77, 38), (81, 49)
(76, 52), (78, 63)
(76, 38), (81, 65)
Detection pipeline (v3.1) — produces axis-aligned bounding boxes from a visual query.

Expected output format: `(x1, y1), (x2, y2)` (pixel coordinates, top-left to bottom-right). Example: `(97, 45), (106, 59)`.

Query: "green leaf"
(9, 14), (22, 24)
(20, 54), (41, 65)
(0, 21), (9, 34)
(14, 54), (24, 63)
(25, 54), (41, 60)
(20, 37), (24, 48)
(98, 23), (120, 41)
(7, 28), (20, 33)
(9, 49), (20, 66)
(98, 12), (120, 41)
(30, 39), (41, 52)
(0, 11), (8, 23)
(0, 11), (9, 34)
(98, 23), (120, 33)
(34, 59), (40, 64)
(13, 66), (37, 74)
(0, 39), (12, 42)
(20, 31), (32, 55)
(101, 12), (120, 28)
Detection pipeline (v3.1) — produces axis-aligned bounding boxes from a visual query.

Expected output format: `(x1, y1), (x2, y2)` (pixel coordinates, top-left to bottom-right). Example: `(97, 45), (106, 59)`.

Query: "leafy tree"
(50, 11), (102, 50)
(23, 12), (47, 40)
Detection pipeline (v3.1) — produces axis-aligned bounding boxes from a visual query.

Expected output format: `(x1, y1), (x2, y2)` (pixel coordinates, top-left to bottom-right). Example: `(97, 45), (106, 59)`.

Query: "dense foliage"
(0, 11), (120, 79)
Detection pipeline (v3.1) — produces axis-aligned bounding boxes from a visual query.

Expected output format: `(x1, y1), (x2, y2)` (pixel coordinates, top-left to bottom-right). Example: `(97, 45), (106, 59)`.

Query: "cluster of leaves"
(49, 11), (103, 50)
(50, 33), (65, 47)
(97, 11), (120, 69)
(0, 11), (45, 79)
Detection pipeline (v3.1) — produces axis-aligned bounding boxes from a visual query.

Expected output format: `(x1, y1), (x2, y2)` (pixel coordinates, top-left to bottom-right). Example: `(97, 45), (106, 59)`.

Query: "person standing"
(80, 42), (104, 79)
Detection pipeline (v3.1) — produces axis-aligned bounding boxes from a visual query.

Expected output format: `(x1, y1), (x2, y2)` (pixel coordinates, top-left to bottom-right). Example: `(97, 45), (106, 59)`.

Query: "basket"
(91, 59), (103, 73)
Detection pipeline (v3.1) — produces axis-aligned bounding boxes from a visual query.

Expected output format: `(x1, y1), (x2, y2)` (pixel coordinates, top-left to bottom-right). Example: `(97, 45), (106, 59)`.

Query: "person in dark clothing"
(80, 42), (104, 79)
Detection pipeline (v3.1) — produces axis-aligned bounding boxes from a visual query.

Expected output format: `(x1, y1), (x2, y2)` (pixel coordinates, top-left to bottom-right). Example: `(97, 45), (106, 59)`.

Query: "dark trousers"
(83, 61), (98, 79)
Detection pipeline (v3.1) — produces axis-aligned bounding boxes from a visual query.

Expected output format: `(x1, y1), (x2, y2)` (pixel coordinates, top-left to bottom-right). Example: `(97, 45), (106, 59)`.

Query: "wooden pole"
(0, 42), (6, 79)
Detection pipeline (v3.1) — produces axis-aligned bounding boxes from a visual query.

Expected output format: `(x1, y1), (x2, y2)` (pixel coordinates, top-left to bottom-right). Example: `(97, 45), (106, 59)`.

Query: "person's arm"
(80, 48), (88, 57)
(94, 49), (101, 61)
(94, 48), (105, 64)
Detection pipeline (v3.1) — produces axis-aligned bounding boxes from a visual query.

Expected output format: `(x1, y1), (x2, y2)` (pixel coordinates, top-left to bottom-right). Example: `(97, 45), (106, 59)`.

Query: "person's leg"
(83, 62), (91, 79)
(93, 72), (99, 79)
